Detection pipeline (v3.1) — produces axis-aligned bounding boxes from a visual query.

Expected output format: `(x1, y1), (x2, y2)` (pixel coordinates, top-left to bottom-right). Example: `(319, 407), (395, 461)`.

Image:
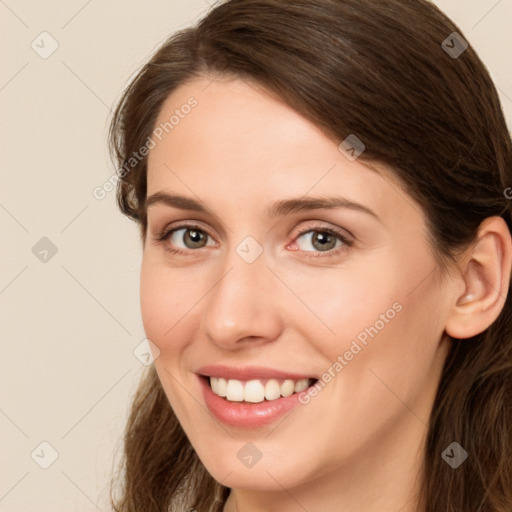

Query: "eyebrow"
(145, 192), (379, 220)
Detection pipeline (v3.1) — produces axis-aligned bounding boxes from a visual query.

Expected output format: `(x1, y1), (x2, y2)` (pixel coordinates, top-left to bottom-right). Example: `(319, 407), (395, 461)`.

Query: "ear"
(445, 216), (512, 339)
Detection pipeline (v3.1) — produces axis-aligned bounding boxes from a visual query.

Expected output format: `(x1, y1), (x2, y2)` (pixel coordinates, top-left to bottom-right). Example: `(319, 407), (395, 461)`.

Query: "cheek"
(139, 258), (194, 356)
(326, 277), (446, 429)
(139, 259), (202, 418)
(281, 260), (401, 358)
(302, 254), (445, 398)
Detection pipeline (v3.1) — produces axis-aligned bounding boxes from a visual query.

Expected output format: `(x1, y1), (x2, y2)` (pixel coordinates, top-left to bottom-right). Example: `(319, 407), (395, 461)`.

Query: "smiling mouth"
(201, 375), (318, 403)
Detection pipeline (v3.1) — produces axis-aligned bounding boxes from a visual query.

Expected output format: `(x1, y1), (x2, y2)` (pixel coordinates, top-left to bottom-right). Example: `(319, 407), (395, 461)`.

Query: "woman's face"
(141, 76), (454, 492)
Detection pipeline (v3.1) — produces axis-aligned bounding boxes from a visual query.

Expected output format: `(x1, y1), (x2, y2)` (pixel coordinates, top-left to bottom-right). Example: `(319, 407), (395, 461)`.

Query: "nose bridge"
(200, 239), (282, 347)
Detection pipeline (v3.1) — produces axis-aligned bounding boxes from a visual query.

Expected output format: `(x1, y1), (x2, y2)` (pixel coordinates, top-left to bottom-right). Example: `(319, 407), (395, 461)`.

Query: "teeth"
(210, 377), (227, 397)
(265, 379), (281, 400)
(281, 379), (295, 397)
(217, 377), (227, 397)
(226, 379), (244, 401)
(294, 379), (308, 392)
(245, 380), (265, 403)
(209, 377), (311, 402)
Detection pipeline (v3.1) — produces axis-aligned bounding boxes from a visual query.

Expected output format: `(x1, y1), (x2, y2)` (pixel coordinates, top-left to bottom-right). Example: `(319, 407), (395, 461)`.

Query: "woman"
(108, 1), (512, 510)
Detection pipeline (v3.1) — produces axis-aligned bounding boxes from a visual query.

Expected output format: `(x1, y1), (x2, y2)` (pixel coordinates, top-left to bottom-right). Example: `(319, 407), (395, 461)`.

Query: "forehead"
(146, 77), (418, 227)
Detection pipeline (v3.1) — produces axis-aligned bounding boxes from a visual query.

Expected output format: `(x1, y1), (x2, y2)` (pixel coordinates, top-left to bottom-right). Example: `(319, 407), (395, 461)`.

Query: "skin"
(141, 76), (511, 512)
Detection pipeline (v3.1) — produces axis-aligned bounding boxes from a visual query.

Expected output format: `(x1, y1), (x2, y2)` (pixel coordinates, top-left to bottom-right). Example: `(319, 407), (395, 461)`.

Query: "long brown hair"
(108, 1), (512, 510)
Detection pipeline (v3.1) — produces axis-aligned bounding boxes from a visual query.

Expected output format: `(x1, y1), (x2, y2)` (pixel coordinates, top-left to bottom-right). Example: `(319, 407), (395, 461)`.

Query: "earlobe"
(445, 216), (512, 340)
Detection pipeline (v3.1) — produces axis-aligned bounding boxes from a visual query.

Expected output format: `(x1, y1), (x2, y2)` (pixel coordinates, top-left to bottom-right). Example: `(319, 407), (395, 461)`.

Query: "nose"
(200, 247), (283, 350)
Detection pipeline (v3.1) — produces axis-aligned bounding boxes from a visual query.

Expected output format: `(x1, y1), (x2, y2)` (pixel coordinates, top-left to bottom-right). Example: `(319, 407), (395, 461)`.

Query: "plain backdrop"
(1, 0), (511, 510)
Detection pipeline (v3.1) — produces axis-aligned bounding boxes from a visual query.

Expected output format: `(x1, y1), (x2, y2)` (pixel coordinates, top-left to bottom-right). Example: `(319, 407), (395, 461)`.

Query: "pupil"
(314, 232), (334, 250)
(187, 229), (204, 247)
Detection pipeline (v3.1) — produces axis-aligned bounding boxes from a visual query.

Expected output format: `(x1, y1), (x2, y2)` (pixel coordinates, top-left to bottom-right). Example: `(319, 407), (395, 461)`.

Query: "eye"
(155, 224), (215, 256)
(291, 226), (353, 257)
(153, 223), (353, 258)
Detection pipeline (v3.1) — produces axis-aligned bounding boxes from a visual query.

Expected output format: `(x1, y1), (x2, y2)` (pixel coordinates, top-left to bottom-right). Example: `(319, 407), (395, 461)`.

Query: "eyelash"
(153, 222), (354, 258)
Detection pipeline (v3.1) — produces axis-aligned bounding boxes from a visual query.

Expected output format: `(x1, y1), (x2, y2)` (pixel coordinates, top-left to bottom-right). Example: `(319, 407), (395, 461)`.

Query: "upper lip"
(196, 364), (316, 381)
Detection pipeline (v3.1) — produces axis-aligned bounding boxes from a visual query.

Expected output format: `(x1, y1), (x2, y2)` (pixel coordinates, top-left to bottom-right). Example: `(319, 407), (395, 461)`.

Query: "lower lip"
(198, 375), (307, 428)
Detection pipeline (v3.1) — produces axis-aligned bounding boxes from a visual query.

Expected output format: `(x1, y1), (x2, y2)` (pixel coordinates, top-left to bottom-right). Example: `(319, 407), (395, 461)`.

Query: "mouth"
(195, 365), (321, 427)
(198, 374), (320, 427)
(200, 375), (319, 403)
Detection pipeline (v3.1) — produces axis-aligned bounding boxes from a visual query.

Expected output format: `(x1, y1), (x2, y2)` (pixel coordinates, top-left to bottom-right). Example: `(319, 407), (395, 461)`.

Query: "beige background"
(1, 0), (511, 510)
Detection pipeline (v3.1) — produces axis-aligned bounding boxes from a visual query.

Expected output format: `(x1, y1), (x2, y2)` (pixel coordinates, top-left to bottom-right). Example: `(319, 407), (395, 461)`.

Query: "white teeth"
(217, 377), (227, 397)
(210, 376), (220, 394)
(244, 380), (265, 403)
(294, 379), (308, 392)
(226, 379), (244, 401)
(265, 379), (281, 400)
(209, 377), (312, 402)
(210, 377), (227, 397)
(281, 379), (295, 397)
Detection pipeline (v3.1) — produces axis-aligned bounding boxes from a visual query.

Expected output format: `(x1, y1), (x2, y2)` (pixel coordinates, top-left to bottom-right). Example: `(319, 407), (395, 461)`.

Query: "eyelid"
(288, 219), (354, 242)
(153, 219), (213, 239)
